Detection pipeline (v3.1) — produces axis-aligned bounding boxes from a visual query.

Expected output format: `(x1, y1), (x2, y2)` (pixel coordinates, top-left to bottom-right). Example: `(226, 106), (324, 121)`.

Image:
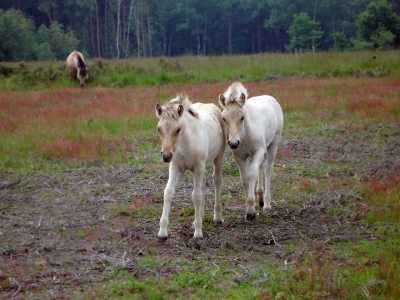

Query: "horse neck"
(242, 104), (252, 136)
(76, 56), (85, 68)
(179, 112), (199, 141)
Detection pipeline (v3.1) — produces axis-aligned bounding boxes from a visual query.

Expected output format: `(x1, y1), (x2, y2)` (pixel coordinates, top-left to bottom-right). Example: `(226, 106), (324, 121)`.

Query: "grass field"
(0, 52), (399, 299)
(1, 50), (400, 90)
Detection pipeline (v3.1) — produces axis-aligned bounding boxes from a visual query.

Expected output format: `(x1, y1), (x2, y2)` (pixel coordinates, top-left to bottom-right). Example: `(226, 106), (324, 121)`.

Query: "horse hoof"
(214, 220), (223, 226)
(193, 237), (203, 241)
(246, 213), (256, 221)
(263, 207), (272, 213)
(158, 236), (168, 243)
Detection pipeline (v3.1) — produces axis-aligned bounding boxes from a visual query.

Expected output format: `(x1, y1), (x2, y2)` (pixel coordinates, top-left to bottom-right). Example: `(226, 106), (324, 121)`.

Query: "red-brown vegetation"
(40, 138), (104, 158)
(130, 194), (152, 211)
(367, 175), (400, 195)
(1, 78), (399, 161)
(300, 176), (314, 193)
(363, 174), (400, 224)
(277, 147), (294, 158)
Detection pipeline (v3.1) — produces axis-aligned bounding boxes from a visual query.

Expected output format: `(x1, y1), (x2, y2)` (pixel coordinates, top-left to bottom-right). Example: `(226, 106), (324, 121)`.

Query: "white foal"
(219, 82), (283, 220)
(155, 94), (226, 241)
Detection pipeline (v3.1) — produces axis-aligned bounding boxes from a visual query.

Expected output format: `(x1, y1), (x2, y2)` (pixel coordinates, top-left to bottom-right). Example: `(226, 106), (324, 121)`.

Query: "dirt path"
(1, 122), (399, 299)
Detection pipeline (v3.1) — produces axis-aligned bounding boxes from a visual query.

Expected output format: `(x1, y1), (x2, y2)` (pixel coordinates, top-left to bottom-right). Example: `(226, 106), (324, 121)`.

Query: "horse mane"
(76, 54), (86, 69)
(78, 67), (87, 78)
(222, 82), (248, 106)
(162, 94), (199, 119)
(76, 53), (87, 78)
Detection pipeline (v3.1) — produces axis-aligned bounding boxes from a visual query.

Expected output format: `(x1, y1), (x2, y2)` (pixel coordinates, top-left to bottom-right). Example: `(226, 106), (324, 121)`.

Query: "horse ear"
(219, 95), (226, 107)
(155, 103), (162, 117)
(238, 93), (246, 106)
(177, 104), (184, 117)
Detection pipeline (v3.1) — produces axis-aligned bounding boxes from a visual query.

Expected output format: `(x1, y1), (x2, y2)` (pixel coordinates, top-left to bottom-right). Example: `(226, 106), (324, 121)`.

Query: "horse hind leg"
(192, 172), (206, 222)
(191, 172), (206, 230)
(192, 165), (206, 241)
(212, 154), (223, 225)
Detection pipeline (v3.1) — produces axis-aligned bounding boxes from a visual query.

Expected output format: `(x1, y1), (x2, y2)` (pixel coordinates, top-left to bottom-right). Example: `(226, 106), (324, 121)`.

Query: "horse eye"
(222, 118), (226, 122)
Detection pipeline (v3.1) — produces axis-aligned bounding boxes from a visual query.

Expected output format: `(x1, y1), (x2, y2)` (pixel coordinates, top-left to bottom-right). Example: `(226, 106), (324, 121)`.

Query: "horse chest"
(176, 141), (206, 166)
(232, 144), (253, 161)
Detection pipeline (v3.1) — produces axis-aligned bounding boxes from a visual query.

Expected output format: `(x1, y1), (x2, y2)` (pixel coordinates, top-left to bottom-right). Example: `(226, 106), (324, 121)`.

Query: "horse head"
(155, 98), (185, 162)
(219, 82), (248, 149)
(77, 67), (88, 87)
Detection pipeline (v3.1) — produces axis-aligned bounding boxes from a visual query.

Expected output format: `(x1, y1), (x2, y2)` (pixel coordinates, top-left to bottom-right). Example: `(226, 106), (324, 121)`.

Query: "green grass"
(131, 205), (162, 219)
(1, 51), (399, 90)
(89, 234), (400, 299)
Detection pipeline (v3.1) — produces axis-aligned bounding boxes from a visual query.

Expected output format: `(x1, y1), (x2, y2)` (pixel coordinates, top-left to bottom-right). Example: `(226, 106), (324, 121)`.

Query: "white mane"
(221, 82), (249, 106)
(169, 94), (192, 108)
(161, 94), (198, 119)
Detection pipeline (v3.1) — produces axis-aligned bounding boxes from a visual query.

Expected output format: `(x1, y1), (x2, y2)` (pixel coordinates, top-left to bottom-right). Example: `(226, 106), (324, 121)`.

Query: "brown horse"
(66, 51), (88, 87)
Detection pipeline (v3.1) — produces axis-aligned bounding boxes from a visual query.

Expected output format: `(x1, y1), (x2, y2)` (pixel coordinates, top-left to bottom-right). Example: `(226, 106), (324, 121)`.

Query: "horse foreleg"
(69, 68), (77, 79)
(263, 142), (279, 212)
(242, 151), (265, 220)
(192, 164), (206, 240)
(233, 154), (255, 220)
(233, 155), (249, 199)
(158, 166), (181, 242)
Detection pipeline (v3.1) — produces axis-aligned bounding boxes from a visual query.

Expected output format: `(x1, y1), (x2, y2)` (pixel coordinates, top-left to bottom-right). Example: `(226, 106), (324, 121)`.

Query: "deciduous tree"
(357, 0), (400, 48)
(287, 12), (323, 52)
(0, 9), (36, 61)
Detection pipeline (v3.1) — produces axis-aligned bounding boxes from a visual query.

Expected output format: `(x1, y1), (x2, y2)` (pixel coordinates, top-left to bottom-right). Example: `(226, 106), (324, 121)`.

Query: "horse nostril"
(160, 150), (163, 156)
(162, 152), (173, 162)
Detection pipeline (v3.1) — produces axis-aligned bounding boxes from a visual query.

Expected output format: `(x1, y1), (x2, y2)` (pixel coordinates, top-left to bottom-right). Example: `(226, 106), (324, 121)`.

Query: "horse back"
(66, 51), (85, 69)
(246, 95), (284, 143)
(197, 103), (224, 128)
(184, 103), (225, 163)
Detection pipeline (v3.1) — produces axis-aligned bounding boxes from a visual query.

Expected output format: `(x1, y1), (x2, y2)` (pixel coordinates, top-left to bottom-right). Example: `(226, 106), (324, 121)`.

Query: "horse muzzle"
(161, 151), (173, 163)
(228, 139), (240, 149)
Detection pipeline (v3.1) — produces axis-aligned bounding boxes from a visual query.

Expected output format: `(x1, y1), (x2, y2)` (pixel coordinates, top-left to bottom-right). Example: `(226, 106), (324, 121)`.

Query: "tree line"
(0, 0), (399, 62)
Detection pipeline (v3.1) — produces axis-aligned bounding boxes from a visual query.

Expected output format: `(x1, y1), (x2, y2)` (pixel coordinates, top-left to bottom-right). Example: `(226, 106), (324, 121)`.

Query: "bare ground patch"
(0, 122), (399, 299)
